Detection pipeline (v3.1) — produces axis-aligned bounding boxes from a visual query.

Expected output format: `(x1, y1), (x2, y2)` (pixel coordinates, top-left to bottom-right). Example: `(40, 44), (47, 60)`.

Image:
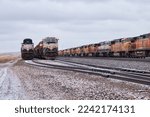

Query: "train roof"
(43, 37), (58, 43)
(23, 38), (33, 44)
(140, 33), (150, 38)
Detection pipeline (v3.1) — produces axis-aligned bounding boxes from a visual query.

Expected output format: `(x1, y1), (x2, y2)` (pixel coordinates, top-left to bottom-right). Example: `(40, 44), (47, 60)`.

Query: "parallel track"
(56, 58), (150, 74)
(58, 56), (150, 62)
(26, 59), (150, 85)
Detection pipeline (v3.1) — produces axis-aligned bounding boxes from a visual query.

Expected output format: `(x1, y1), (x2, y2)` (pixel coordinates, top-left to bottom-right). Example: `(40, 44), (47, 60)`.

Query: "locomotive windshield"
(43, 37), (58, 44)
(23, 39), (33, 44)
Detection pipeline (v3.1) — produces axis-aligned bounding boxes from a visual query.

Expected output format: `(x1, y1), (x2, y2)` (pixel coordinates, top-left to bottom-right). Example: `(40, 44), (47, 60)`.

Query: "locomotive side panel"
(135, 34), (150, 57)
(34, 41), (43, 59)
(70, 48), (75, 56)
(94, 43), (100, 56)
(111, 39), (122, 56)
(83, 45), (89, 56)
(121, 38), (133, 57)
(88, 44), (96, 56)
(99, 42), (111, 57)
(75, 47), (81, 56)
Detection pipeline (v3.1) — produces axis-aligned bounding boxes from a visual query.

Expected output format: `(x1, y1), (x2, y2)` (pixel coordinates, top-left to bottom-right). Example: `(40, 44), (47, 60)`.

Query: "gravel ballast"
(58, 57), (150, 71)
(11, 60), (150, 100)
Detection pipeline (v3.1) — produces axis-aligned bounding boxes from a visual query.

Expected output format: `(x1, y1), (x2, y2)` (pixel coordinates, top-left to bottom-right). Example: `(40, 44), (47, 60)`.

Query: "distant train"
(34, 37), (59, 60)
(21, 38), (34, 60)
(59, 33), (150, 58)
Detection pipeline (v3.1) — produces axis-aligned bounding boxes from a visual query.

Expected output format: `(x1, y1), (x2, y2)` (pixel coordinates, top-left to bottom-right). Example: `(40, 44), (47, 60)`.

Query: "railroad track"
(57, 58), (150, 74)
(25, 59), (150, 85)
(58, 56), (150, 62)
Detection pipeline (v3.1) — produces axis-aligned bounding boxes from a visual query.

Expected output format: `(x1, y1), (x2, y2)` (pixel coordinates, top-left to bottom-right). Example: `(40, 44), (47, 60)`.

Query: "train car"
(94, 43), (101, 56)
(62, 49), (67, 56)
(34, 37), (58, 60)
(98, 41), (111, 57)
(65, 49), (71, 56)
(111, 39), (122, 57)
(58, 50), (63, 56)
(78, 46), (84, 56)
(134, 33), (150, 57)
(34, 41), (43, 59)
(121, 37), (136, 57)
(58, 32), (150, 58)
(21, 38), (34, 60)
(82, 45), (89, 56)
(69, 48), (74, 56)
(88, 44), (95, 56)
(74, 47), (81, 56)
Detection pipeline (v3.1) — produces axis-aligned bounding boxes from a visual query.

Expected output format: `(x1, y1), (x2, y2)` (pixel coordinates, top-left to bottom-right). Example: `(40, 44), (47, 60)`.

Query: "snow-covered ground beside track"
(0, 53), (26, 99)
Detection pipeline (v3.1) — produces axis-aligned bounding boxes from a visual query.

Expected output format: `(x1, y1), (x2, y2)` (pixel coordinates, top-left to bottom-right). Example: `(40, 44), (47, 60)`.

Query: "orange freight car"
(88, 44), (96, 56)
(111, 39), (122, 56)
(135, 34), (150, 57)
(74, 47), (81, 56)
(70, 48), (75, 56)
(82, 45), (89, 56)
(65, 49), (71, 56)
(121, 38), (132, 57)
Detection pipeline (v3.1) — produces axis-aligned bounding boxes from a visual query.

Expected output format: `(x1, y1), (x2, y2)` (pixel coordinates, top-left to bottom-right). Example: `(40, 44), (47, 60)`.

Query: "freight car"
(134, 34), (150, 57)
(58, 33), (150, 58)
(21, 38), (34, 60)
(98, 41), (111, 57)
(34, 37), (58, 60)
(111, 39), (122, 57)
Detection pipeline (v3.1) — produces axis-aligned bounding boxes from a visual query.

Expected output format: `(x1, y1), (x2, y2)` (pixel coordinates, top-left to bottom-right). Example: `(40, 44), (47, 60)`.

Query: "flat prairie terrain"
(0, 53), (19, 63)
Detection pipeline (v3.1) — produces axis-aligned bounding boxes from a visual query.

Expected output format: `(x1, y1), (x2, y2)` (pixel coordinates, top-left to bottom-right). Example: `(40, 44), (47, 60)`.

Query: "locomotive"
(59, 33), (150, 58)
(34, 37), (58, 60)
(21, 38), (34, 60)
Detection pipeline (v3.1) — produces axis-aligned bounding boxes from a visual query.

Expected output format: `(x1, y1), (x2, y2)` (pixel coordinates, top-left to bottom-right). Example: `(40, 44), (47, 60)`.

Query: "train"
(21, 38), (34, 60)
(59, 33), (150, 58)
(34, 37), (59, 60)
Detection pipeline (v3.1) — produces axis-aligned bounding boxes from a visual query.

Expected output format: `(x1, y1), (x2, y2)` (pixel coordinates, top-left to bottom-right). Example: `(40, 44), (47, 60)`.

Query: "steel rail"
(56, 58), (150, 74)
(58, 56), (150, 62)
(25, 60), (150, 85)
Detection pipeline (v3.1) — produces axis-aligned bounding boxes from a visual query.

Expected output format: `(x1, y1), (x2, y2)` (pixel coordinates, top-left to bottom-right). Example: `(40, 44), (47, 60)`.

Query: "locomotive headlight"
(29, 49), (33, 53)
(44, 48), (50, 53)
(46, 48), (51, 52)
(53, 48), (58, 52)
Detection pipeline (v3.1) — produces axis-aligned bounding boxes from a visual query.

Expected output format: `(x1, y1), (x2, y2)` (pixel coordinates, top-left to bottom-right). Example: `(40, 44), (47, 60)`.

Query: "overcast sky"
(0, 0), (150, 53)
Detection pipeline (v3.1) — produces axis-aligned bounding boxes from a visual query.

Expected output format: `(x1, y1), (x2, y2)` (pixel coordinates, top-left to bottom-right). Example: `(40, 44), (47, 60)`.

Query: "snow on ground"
(0, 53), (26, 100)
(0, 67), (26, 99)
(31, 59), (73, 66)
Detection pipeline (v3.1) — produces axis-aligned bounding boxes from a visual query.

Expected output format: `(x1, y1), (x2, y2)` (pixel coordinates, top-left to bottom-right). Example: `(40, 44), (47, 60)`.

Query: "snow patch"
(0, 67), (27, 99)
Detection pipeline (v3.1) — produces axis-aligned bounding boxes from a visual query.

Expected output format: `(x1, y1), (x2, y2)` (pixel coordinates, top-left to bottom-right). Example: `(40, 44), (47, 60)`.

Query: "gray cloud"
(0, 0), (150, 53)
